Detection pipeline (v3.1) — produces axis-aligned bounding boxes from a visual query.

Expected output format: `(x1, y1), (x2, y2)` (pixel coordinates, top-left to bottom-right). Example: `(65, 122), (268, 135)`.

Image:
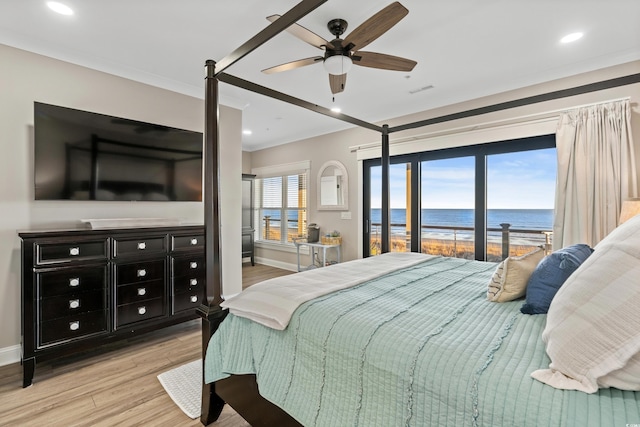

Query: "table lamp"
(619, 198), (640, 224)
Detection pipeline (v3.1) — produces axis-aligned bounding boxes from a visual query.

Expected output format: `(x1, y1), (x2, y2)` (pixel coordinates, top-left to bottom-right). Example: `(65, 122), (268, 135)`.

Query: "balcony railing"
(260, 216), (553, 261)
(262, 216), (306, 243)
(370, 222), (552, 261)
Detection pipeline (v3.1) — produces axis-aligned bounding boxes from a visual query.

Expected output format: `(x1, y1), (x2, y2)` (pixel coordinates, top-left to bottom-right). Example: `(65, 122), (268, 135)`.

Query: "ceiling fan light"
(324, 55), (352, 75)
(47, 1), (74, 15)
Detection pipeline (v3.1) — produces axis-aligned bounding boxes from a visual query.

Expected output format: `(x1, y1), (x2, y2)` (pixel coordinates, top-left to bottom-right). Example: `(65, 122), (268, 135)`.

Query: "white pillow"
(487, 246), (545, 302)
(531, 214), (640, 393)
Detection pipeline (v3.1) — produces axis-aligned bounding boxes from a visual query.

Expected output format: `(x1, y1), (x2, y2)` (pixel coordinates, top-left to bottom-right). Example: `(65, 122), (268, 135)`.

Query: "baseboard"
(254, 256), (297, 272)
(0, 345), (21, 367)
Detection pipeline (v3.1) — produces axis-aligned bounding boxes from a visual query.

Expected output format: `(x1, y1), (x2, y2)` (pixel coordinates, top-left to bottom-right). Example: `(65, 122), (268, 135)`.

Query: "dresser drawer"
(172, 274), (205, 295)
(117, 280), (164, 305)
(39, 310), (108, 347)
(40, 289), (106, 321)
(115, 259), (165, 284)
(171, 255), (205, 294)
(113, 236), (167, 257)
(172, 255), (205, 276)
(37, 265), (107, 298)
(171, 234), (205, 251)
(173, 289), (205, 314)
(36, 239), (108, 265)
(116, 297), (165, 327)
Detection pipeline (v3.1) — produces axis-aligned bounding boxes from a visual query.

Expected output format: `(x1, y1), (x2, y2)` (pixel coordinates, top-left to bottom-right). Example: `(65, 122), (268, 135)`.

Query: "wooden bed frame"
(195, 1), (640, 424)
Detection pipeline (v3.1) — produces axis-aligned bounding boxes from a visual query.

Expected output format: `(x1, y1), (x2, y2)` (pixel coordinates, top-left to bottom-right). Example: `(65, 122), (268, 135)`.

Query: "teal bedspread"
(205, 256), (640, 426)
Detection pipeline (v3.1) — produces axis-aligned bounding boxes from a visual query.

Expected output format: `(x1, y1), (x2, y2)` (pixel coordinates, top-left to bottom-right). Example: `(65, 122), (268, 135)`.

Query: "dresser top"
(18, 223), (204, 239)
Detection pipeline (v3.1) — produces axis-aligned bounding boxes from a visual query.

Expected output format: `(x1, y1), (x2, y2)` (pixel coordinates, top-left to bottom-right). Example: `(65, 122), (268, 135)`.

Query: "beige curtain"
(553, 99), (637, 249)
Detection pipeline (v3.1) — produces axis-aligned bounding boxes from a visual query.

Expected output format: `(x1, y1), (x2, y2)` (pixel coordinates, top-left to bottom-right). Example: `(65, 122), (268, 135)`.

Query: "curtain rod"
(388, 73), (640, 134)
(519, 95), (631, 119)
(350, 96), (632, 152)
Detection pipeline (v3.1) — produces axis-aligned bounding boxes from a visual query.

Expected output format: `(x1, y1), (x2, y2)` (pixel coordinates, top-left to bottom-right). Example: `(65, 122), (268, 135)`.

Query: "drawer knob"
(190, 295), (198, 303)
(69, 299), (80, 309)
(138, 306), (146, 315)
(69, 321), (80, 331)
(190, 262), (198, 269)
(137, 269), (147, 277)
(190, 238), (198, 245)
(69, 277), (80, 287)
(137, 242), (146, 250)
(190, 279), (198, 286)
(137, 287), (146, 296)
(69, 247), (80, 256)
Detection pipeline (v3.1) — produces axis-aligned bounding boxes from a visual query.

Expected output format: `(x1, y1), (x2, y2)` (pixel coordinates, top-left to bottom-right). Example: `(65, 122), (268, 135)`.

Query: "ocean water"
(262, 208), (553, 232)
(370, 208), (554, 231)
(367, 208), (554, 247)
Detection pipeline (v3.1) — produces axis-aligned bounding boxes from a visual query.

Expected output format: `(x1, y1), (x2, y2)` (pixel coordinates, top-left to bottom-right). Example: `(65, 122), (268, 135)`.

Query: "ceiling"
(2, 1), (639, 151)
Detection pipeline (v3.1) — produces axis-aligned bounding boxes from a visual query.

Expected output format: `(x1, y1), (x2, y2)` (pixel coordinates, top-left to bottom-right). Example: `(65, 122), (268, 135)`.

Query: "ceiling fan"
(262, 1), (417, 95)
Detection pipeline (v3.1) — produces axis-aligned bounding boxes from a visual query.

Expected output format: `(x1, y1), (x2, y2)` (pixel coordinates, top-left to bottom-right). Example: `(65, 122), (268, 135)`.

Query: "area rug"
(157, 359), (201, 419)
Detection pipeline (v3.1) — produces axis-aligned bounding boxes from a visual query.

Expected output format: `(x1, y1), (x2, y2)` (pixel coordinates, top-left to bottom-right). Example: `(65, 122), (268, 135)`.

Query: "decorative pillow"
(531, 214), (640, 393)
(487, 246), (545, 302)
(520, 243), (593, 314)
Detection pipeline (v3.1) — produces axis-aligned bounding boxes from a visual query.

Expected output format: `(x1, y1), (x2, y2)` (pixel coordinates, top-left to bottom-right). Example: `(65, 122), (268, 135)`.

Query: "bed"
(202, 250), (640, 426)
(196, 1), (640, 425)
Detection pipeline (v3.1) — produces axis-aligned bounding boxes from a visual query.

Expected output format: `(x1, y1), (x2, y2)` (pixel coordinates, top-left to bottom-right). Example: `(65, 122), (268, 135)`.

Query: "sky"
(370, 148), (557, 209)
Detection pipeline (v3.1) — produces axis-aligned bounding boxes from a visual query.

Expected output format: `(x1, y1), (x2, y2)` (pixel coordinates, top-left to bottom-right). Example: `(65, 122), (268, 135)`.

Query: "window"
(254, 161), (309, 248)
(363, 135), (556, 260)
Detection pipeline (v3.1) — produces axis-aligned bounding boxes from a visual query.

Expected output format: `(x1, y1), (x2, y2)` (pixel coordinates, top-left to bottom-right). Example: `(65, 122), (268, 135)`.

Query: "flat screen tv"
(34, 102), (203, 201)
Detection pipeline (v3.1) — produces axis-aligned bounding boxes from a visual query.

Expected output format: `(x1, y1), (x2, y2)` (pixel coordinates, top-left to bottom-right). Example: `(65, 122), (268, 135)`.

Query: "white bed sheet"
(221, 251), (432, 330)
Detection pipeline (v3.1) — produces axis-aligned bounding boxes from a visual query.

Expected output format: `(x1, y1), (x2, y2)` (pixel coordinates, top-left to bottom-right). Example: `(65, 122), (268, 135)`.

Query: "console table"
(294, 241), (341, 272)
(19, 225), (205, 387)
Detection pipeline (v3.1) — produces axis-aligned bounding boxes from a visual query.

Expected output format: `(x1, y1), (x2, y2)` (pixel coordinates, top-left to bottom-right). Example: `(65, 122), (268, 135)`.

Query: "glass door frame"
(363, 135), (556, 259)
(363, 154), (421, 255)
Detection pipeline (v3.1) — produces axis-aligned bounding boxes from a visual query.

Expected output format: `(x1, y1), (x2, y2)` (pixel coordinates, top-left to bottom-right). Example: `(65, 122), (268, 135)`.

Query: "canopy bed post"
(381, 124), (390, 253)
(197, 59), (227, 425)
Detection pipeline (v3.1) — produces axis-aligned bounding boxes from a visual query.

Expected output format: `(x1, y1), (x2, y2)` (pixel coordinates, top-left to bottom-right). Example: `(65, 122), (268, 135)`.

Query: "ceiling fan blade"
(353, 51), (416, 71)
(329, 73), (347, 94)
(262, 56), (323, 74)
(267, 14), (334, 49)
(343, 2), (408, 51)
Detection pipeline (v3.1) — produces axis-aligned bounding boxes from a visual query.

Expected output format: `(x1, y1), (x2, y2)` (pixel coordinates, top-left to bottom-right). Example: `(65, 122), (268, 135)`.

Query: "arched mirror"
(317, 160), (348, 211)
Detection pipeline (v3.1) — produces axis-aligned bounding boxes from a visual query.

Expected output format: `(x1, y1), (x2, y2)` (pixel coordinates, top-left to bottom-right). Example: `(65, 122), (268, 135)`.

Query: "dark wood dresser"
(19, 225), (205, 387)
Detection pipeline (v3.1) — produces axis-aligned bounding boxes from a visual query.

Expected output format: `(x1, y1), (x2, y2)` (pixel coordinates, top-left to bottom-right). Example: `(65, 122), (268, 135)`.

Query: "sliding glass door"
(486, 148), (557, 260)
(363, 135), (556, 260)
(366, 161), (414, 255)
(421, 157), (475, 259)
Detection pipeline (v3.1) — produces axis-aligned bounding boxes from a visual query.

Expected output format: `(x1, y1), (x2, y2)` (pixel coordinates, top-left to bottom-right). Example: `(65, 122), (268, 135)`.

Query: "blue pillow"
(520, 243), (593, 315)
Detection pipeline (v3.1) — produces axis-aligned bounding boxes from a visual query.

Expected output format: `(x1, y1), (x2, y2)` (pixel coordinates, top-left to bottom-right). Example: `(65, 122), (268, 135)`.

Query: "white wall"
(249, 61), (640, 268)
(0, 44), (242, 365)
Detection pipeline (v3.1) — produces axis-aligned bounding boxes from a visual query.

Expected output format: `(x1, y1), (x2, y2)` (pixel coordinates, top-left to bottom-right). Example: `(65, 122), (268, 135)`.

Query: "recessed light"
(330, 107), (341, 113)
(242, 130), (252, 135)
(47, 1), (74, 15)
(560, 32), (583, 44)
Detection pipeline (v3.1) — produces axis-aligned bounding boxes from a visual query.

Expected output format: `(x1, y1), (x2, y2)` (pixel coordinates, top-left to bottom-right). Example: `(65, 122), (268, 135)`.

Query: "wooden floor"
(241, 262), (293, 289)
(0, 263), (294, 427)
